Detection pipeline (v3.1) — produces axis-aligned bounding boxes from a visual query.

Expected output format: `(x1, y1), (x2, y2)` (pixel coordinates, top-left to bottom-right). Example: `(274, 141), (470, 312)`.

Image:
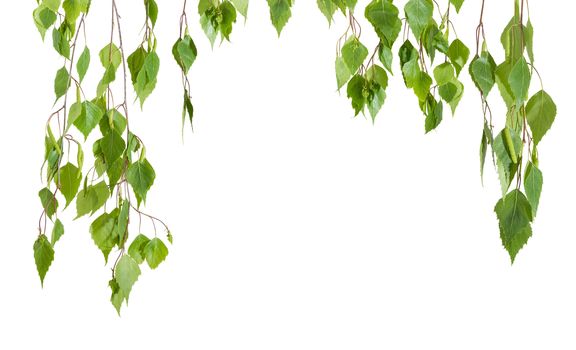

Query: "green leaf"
(33, 5), (57, 40)
(144, 238), (169, 269)
(127, 159), (156, 204)
(144, 0), (158, 27)
(39, 187), (58, 219)
(433, 62), (455, 86)
(172, 35), (197, 74)
(58, 163), (82, 207)
(341, 37), (368, 75)
(365, 0), (401, 44)
(525, 20), (534, 63)
(99, 43), (121, 70)
(76, 181), (110, 218)
(67, 102), (83, 129)
(367, 86), (386, 123)
(109, 278), (125, 315)
(63, 0), (90, 23)
(51, 219), (65, 246)
(494, 189), (533, 264)
(134, 51), (160, 107)
(447, 39), (469, 76)
(449, 0), (464, 12)
(100, 130), (126, 165)
(127, 47), (147, 85)
(317, 0), (337, 24)
(115, 254), (141, 300)
(378, 44), (393, 73)
(73, 100), (105, 139)
(424, 96), (443, 133)
(267, 0), (293, 36)
(524, 162), (543, 217)
(335, 56), (351, 90)
(526, 90), (556, 145)
(77, 47), (90, 82)
(117, 201), (130, 248)
(480, 122), (492, 184)
(43, 0), (62, 12)
(508, 57), (531, 105)
(219, 1), (238, 41)
(469, 52), (496, 97)
(231, 0), (249, 18)
(34, 234), (54, 287)
(52, 27), (70, 59)
(128, 234), (151, 264)
(89, 212), (118, 262)
(493, 128), (521, 196)
(404, 0), (433, 40)
(346, 74), (367, 116)
(413, 72), (432, 102)
(200, 13), (218, 47)
(54, 66), (70, 101)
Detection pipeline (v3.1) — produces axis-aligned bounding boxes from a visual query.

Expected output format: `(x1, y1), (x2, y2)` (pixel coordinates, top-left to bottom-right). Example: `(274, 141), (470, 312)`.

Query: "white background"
(1, 1), (575, 349)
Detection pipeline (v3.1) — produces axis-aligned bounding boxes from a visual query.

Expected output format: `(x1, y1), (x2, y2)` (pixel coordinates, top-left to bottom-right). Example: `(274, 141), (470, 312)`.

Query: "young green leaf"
(144, 0), (158, 27)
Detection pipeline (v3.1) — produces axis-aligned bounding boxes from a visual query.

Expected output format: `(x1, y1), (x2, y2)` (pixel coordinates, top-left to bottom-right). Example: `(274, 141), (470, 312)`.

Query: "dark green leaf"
(365, 0), (401, 44)
(469, 52), (496, 97)
(100, 130), (126, 165)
